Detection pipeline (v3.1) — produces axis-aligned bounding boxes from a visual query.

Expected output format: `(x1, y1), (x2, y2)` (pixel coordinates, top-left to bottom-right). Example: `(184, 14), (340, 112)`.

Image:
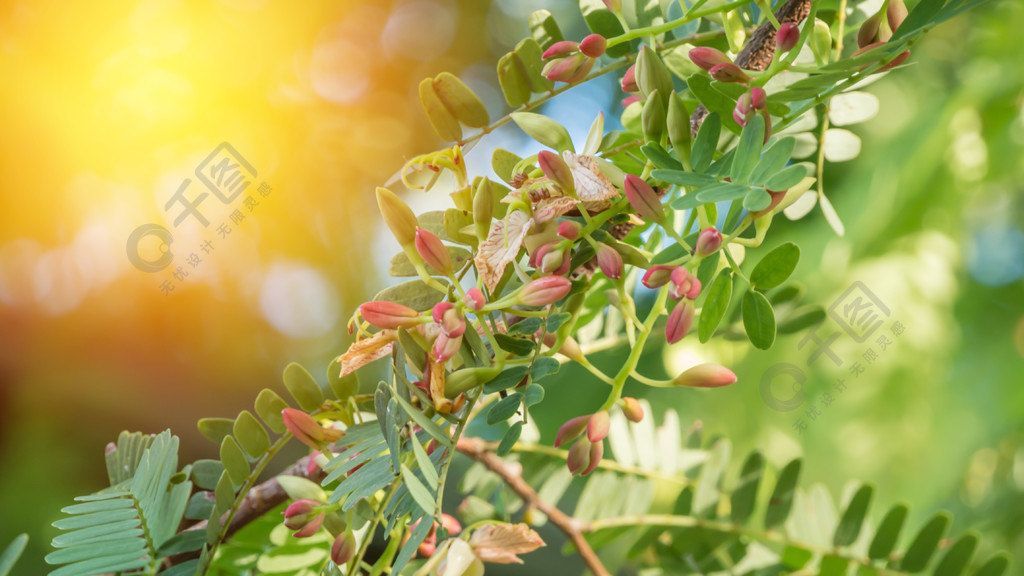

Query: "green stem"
(607, 0), (755, 48)
(600, 286), (669, 411)
(510, 443), (688, 484)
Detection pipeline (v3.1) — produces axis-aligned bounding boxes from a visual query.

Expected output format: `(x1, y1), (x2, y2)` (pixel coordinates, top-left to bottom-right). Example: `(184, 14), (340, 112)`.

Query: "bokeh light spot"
(259, 262), (340, 339)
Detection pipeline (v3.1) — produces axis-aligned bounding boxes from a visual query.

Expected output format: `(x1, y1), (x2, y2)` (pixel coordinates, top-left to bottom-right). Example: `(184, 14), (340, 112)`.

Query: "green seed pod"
(810, 19), (833, 65)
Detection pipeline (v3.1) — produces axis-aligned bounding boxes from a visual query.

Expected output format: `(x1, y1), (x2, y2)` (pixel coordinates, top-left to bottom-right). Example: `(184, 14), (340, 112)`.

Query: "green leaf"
(220, 436), (250, 488)
(524, 384), (545, 407)
(528, 9), (563, 51)
(508, 317), (543, 335)
(495, 334), (536, 356)
(155, 530), (206, 558)
(432, 72), (489, 128)
(373, 279), (448, 311)
(511, 112), (574, 152)
(45, 535), (145, 565)
(750, 242), (800, 291)
(778, 305), (826, 334)
(696, 251), (720, 289)
(254, 389), (289, 434)
(214, 471), (234, 514)
(781, 545), (813, 569)
(731, 115), (765, 184)
(391, 511), (433, 576)
(764, 164), (807, 191)
(693, 438), (731, 516)
(197, 418), (234, 445)
(933, 531), (978, 576)
(0, 534), (27, 576)
(580, 0), (628, 57)
(973, 553), (1011, 576)
(688, 75), (739, 134)
(418, 77), (461, 142)
(691, 112), (721, 173)
(282, 363), (323, 412)
(730, 451), (764, 525)
(391, 392), (452, 448)
(385, 397), (402, 473)
(400, 465), (436, 517)
(695, 182), (751, 203)
(819, 554), (850, 576)
(765, 459), (801, 530)
(698, 269), (732, 343)
(104, 431), (155, 485)
(410, 437), (440, 489)
(868, 503), (909, 560)
(656, 169), (717, 188)
(483, 365), (530, 394)
(642, 143), (683, 171)
(497, 422), (523, 457)
(487, 394), (523, 425)
(184, 491), (214, 520)
(492, 149), (523, 183)
(742, 290), (777, 350)
(547, 312), (572, 332)
(834, 484), (874, 547)
(900, 512), (951, 572)
(233, 410), (270, 458)
(530, 357), (561, 382)
(191, 460), (224, 491)
(497, 51), (531, 108)
(743, 188), (772, 212)
(749, 136), (796, 186)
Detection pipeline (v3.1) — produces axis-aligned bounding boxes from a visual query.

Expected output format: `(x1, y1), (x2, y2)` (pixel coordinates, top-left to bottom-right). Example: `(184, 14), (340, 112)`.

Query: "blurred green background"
(0, 0), (1021, 574)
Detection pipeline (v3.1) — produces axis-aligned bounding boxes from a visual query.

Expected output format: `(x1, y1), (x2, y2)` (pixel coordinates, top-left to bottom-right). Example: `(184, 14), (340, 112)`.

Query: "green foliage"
(0, 535), (28, 576)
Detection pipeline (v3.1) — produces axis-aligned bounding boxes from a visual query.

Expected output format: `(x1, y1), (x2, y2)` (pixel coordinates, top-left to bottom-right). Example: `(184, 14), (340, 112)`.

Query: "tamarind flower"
(531, 241), (570, 275)
(517, 276), (572, 307)
(433, 302), (466, 337)
(376, 187), (418, 248)
(579, 34), (607, 58)
(337, 330), (398, 377)
(557, 220), (580, 240)
(537, 150), (575, 195)
(413, 514), (463, 558)
(668, 267), (700, 300)
(696, 227), (723, 257)
(673, 363), (737, 388)
(464, 288), (486, 311)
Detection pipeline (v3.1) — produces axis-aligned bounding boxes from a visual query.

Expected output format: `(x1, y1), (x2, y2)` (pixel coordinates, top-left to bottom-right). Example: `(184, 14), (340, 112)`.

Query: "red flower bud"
(688, 47), (732, 72)
(331, 532), (357, 565)
(596, 243), (623, 280)
(673, 363), (737, 388)
(360, 301), (422, 330)
(696, 227), (722, 257)
(776, 22), (799, 52)
(750, 86), (767, 110)
(518, 276), (572, 306)
(542, 53), (594, 84)
(542, 40), (580, 59)
(283, 408), (344, 450)
(433, 302), (466, 337)
(579, 34), (607, 58)
(685, 277), (702, 300)
(464, 288), (486, 311)
(555, 415), (590, 447)
(709, 62), (752, 84)
(538, 150), (575, 195)
(642, 265), (677, 289)
(433, 332), (463, 364)
(587, 411), (610, 442)
(415, 228), (452, 275)
(624, 174), (664, 223)
(666, 300), (695, 344)
(557, 220), (580, 240)
(567, 436), (592, 475)
(669, 266), (692, 300)
(887, 0), (908, 32)
(622, 397), (644, 423)
(583, 439), (604, 475)
(621, 64), (639, 93)
(284, 499), (325, 536)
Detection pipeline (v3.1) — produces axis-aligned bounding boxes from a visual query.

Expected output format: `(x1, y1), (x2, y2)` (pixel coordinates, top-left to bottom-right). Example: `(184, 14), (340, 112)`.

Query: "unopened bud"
(696, 227), (722, 257)
(858, 13), (882, 48)
(284, 499), (325, 536)
(415, 228), (452, 275)
(579, 34), (607, 58)
(810, 19), (832, 64)
(376, 187), (418, 248)
(587, 411), (610, 442)
(673, 363), (738, 388)
(567, 436), (592, 475)
(433, 302), (466, 337)
(669, 266), (692, 300)
(464, 288), (486, 311)
(596, 243), (624, 280)
(776, 22), (799, 52)
(542, 53), (594, 84)
(734, 93), (754, 127)
(330, 532), (357, 565)
(360, 301), (422, 330)
(518, 276), (572, 306)
(642, 265), (677, 289)
(666, 300), (695, 344)
(542, 40), (580, 60)
(685, 277), (701, 300)
(583, 439), (604, 475)
(709, 62), (752, 84)
(557, 220), (580, 240)
(622, 397), (644, 423)
(621, 64), (638, 93)
(887, 0), (908, 32)
(750, 86), (767, 110)
(624, 174), (664, 223)
(537, 150), (574, 195)
(688, 47), (732, 72)
(555, 415), (589, 447)
(282, 408), (344, 450)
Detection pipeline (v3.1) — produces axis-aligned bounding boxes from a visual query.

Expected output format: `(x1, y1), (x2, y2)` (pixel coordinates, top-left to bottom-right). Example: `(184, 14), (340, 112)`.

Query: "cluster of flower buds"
(282, 408), (344, 451)
(541, 34), (607, 83)
(283, 499), (326, 538)
(556, 411), (609, 475)
(854, 0), (911, 71)
(413, 514), (462, 558)
(433, 302), (467, 363)
(688, 47), (751, 84)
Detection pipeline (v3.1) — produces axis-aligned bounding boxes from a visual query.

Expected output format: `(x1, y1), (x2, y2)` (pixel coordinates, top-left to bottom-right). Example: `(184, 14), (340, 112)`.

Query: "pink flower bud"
(284, 499), (325, 535)
(433, 302), (466, 337)
(596, 243), (623, 280)
(624, 174), (664, 223)
(534, 242), (569, 275)
(537, 150), (575, 194)
(621, 95), (642, 108)
(542, 40), (580, 60)
(433, 332), (463, 364)
(666, 300), (695, 344)
(542, 53), (595, 83)
(776, 22), (799, 52)
(621, 64), (639, 93)
(415, 228), (452, 275)
(669, 266), (692, 300)
(555, 415), (590, 447)
(518, 276), (571, 307)
(579, 34), (607, 58)
(464, 288), (486, 311)
(688, 47), (732, 72)
(331, 532), (357, 565)
(587, 411), (610, 442)
(685, 277), (701, 300)
(622, 397), (644, 423)
(557, 221), (580, 240)
(360, 301), (422, 330)
(567, 436), (591, 475)
(709, 62), (752, 84)
(283, 408), (343, 450)
(696, 227), (722, 257)
(642, 265), (677, 289)
(887, 0), (908, 32)
(750, 87), (767, 110)
(673, 363), (738, 388)
(582, 439), (604, 475)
